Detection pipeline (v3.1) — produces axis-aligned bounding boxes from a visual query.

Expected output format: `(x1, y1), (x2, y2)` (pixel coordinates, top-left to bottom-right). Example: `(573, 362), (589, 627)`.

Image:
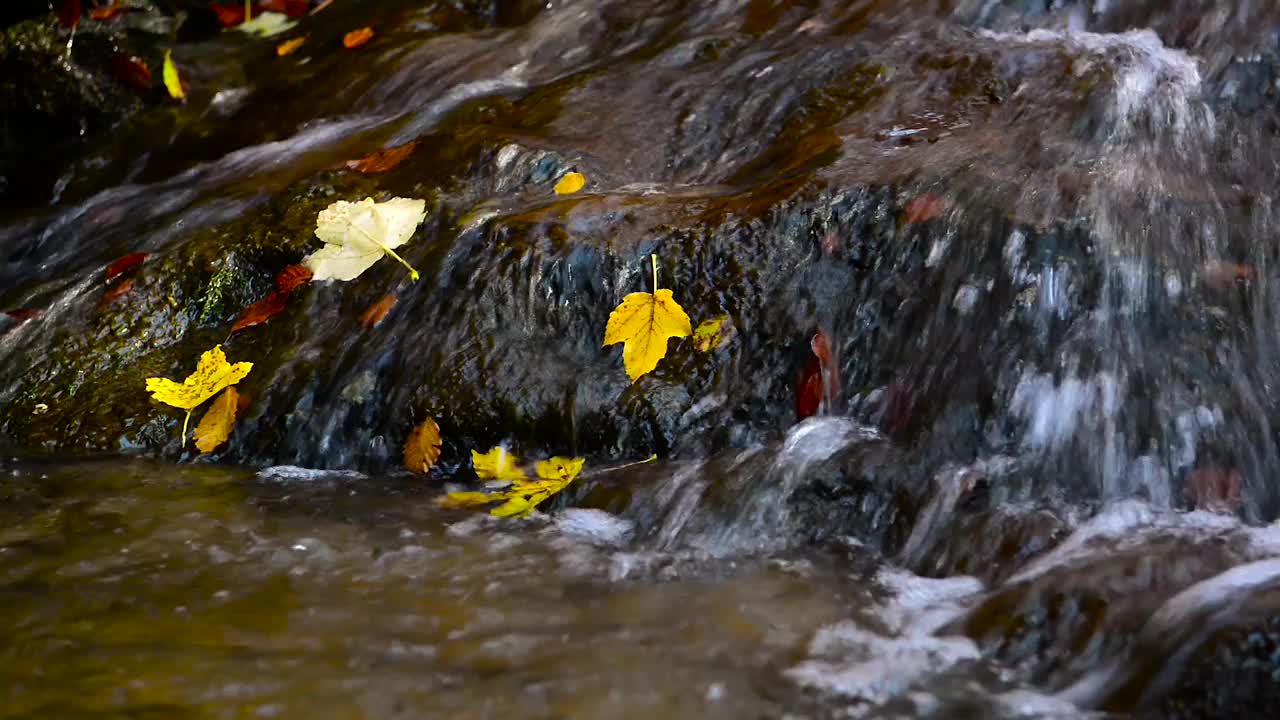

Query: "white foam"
(255, 465), (368, 482)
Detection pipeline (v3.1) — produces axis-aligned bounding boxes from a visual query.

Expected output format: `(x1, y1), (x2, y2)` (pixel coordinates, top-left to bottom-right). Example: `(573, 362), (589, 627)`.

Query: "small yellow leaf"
(403, 418), (442, 475)
(692, 314), (731, 352)
(535, 456), (585, 482)
(193, 387), (238, 454)
(162, 49), (185, 101)
(145, 345), (252, 411)
(553, 172), (585, 195)
(276, 36), (306, 56)
(603, 289), (692, 382)
(436, 491), (493, 508)
(472, 447), (526, 481)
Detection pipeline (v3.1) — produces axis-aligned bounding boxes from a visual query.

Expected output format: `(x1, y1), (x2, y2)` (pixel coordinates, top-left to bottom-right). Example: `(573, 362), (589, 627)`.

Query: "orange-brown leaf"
(104, 252), (148, 282)
(358, 293), (398, 328)
(403, 418), (442, 475)
(4, 308), (40, 322)
(54, 0), (80, 28)
(229, 290), (287, 336)
(904, 193), (947, 225)
(345, 142), (417, 174)
(99, 278), (135, 307)
(90, 1), (129, 21)
(111, 54), (152, 91)
(343, 27), (374, 49)
(276, 36), (306, 56)
(193, 387), (239, 454)
(274, 264), (313, 293)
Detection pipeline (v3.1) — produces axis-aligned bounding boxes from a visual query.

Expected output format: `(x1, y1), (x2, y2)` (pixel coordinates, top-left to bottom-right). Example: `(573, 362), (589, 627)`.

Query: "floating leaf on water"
(358, 293), (398, 328)
(162, 49), (185, 101)
(439, 454), (586, 518)
(193, 387), (239, 454)
(145, 345), (252, 446)
(553, 171), (585, 195)
(91, 2), (129, 21)
(99, 278), (135, 307)
(603, 254), (692, 382)
(276, 36), (306, 56)
(274, 264), (313, 293)
(236, 11), (297, 37)
(346, 141), (418, 174)
(692, 314), (730, 352)
(54, 0), (80, 28)
(903, 193), (946, 225)
(534, 456), (585, 483)
(228, 290), (288, 336)
(343, 27), (374, 49)
(472, 447), (526, 481)
(304, 197), (426, 282)
(403, 418), (442, 475)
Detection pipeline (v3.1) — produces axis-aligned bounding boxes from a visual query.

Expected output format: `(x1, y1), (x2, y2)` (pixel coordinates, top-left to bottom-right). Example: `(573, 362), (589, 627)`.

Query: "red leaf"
(4, 308), (41, 322)
(258, 0), (309, 17)
(110, 54), (152, 91)
(358, 293), (398, 328)
(90, 1), (129, 20)
(208, 2), (246, 26)
(345, 142), (418, 174)
(343, 27), (375, 49)
(1184, 466), (1242, 514)
(274, 264), (313, 293)
(904, 193), (947, 225)
(104, 252), (148, 282)
(229, 290), (288, 336)
(54, 0), (80, 29)
(795, 329), (840, 420)
(99, 277), (135, 306)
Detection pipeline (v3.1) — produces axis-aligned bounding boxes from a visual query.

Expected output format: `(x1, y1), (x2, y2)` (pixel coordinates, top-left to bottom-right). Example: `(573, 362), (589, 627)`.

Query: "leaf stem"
(181, 409), (192, 448)
(244, 0), (252, 22)
(350, 219), (420, 282)
(379, 245), (421, 282)
(651, 253), (658, 292)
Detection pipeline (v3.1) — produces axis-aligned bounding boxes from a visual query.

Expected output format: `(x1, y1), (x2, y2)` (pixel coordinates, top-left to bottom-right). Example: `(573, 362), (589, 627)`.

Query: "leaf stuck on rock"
(346, 142), (418, 174)
(403, 418), (442, 475)
(193, 387), (239, 454)
(343, 27), (375, 49)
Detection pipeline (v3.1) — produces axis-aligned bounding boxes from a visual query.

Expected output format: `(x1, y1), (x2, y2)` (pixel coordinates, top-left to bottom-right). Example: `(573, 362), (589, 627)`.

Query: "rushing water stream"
(6, 0), (1280, 717)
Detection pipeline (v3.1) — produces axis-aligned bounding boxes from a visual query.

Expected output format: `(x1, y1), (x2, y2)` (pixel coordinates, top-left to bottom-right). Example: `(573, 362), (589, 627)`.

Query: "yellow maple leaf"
(471, 447), (527, 481)
(603, 255), (692, 382)
(162, 49), (184, 101)
(145, 345), (252, 446)
(553, 171), (585, 195)
(438, 454), (586, 518)
(193, 387), (238, 454)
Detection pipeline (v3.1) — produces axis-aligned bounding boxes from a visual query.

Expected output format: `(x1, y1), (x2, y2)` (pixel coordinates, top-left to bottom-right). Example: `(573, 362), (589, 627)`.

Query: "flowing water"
(5, 0), (1280, 717)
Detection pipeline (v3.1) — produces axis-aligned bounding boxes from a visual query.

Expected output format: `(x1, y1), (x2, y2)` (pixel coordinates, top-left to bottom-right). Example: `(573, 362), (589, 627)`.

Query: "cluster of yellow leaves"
(145, 345), (251, 451)
(437, 448), (585, 518)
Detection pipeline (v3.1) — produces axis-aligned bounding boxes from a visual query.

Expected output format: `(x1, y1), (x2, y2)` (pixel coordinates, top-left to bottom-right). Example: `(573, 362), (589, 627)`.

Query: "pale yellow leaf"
(603, 289), (692, 382)
(193, 387), (238, 454)
(304, 197), (426, 282)
(235, 11), (296, 37)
